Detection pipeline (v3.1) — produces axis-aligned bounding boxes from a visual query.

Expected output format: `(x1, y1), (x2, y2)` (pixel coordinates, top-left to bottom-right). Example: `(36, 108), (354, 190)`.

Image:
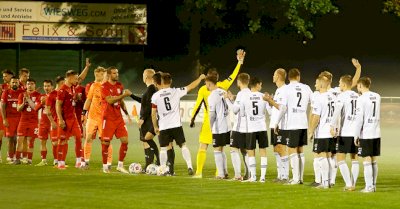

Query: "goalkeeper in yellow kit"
(190, 49), (246, 177)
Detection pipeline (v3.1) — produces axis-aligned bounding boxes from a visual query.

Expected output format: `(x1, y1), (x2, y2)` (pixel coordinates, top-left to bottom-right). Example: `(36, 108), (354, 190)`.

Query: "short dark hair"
(152, 72), (162, 85)
(43, 79), (53, 85)
(65, 70), (78, 77)
(288, 68), (300, 80)
(2, 69), (14, 76)
(207, 68), (218, 78)
(205, 75), (218, 85)
(10, 76), (18, 80)
(249, 77), (262, 88)
(55, 76), (65, 84)
(27, 78), (36, 84)
(358, 77), (371, 88)
(161, 73), (172, 85)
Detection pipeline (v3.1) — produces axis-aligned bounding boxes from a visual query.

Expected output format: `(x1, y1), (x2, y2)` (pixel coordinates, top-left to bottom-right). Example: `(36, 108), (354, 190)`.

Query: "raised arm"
(351, 58), (362, 88)
(78, 58), (91, 83)
(185, 74), (206, 92)
(219, 49), (245, 90)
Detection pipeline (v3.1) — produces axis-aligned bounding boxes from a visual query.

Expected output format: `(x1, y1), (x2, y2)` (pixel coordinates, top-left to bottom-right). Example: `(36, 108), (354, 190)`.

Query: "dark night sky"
(142, 0), (400, 96)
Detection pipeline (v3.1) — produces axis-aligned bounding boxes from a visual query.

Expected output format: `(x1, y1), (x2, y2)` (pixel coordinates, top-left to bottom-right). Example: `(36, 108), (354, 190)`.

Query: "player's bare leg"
(27, 137), (34, 164)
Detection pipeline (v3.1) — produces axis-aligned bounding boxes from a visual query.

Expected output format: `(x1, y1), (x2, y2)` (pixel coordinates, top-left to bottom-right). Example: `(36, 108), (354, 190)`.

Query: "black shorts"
(213, 132), (230, 148)
(330, 138), (338, 155)
(313, 138), (333, 153)
(337, 136), (357, 154)
(230, 131), (246, 149)
(139, 119), (155, 141)
(246, 131), (268, 150)
(358, 138), (381, 157)
(270, 129), (288, 146)
(158, 127), (186, 147)
(287, 129), (308, 148)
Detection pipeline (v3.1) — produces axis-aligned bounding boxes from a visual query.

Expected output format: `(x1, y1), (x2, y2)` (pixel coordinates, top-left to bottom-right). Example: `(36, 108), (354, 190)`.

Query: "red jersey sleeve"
(18, 93), (24, 105)
(1, 90), (7, 103)
(101, 83), (111, 99)
(57, 89), (65, 101)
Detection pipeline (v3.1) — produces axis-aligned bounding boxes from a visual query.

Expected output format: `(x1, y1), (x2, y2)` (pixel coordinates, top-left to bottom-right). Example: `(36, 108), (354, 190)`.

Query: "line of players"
(185, 53), (380, 193)
(0, 52), (381, 193)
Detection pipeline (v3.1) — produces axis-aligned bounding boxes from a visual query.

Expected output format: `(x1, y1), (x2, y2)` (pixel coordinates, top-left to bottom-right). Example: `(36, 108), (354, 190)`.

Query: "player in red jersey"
(18, 68), (29, 91)
(100, 66), (132, 173)
(46, 76), (64, 166)
(1, 77), (24, 164)
(56, 71), (82, 170)
(35, 80), (55, 166)
(14, 79), (41, 165)
(0, 69), (14, 163)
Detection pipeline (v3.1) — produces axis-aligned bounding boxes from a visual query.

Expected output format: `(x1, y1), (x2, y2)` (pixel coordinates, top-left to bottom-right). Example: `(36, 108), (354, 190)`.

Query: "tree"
(383, 0), (400, 17)
(177, 0), (339, 75)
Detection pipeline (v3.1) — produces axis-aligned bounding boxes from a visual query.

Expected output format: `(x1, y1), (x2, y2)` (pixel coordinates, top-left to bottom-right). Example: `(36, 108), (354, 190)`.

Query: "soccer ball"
(156, 164), (170, 176)
(128, 163), (142, 174)
(145, 164), (158, 175)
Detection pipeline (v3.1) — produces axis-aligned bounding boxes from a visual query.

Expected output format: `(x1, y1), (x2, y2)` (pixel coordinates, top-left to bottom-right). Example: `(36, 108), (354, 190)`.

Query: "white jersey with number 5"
(330, 90), (359, 137)
(354, 91), (381, 139)
(151, 87), (187, 131)
(312, 91), (336, 138)
(280, 81), (312, 130)
(241, 91), (268, 132)
(208, 88), (230, 134)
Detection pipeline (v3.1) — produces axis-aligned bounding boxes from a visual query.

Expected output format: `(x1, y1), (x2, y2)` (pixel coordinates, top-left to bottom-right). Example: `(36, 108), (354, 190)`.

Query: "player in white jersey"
(354, 77), (381, 193)
(206, 75), (231, 179)
(269, 68), (289, 182)
(151, 73), (205, 175)
(273, 68), (312, 185)
(308, 75), (336, 189)
(316, 59), (362, 186)
(329, 75), (360, 191)
(227, 73), (251, 180)
(240, 77), (276, 182)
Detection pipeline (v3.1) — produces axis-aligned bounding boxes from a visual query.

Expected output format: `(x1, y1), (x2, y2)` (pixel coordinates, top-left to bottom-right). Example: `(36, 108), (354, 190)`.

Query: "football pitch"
(0, 122), (399, 209)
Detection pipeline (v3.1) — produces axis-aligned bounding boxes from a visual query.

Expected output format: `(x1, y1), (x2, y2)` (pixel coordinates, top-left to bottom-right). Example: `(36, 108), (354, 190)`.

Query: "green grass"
(0, 122), (399, 209)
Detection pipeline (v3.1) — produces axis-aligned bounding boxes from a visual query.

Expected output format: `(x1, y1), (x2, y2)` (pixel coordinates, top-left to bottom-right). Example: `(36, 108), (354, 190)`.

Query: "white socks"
(289, 153), (300, 182)
(274, 152), (281, 179)
(313, 158), (321, 183)
(260, 157), (268, 180)
(372, 161), (378, 186)
(160, 147), (168, 166)
(181, 146), (193, 169)
(281, 156), (289, 180)
(249, 156), (256, 180)
(319, 157), (330, 187)
(222, 151), (228, 174)
(230, 150), (241, 178)
(338, 160), (352, 187)
(351, 161), (359, 186)
(118, 161), (124, 168)
(329, 156), (337, 185)
(214, 151), (224, 177)
(363, 162), (373, 188)
(299, 153), (305, 182)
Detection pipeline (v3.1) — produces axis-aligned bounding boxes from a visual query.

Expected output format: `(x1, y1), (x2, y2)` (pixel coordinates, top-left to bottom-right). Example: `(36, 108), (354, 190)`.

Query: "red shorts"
(5, 117), (20, 137)
(38, 124), (51, 140)
(101, 119), (127, 141)
(58, 118), (82, 140)
(17, 123), (37, 138)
